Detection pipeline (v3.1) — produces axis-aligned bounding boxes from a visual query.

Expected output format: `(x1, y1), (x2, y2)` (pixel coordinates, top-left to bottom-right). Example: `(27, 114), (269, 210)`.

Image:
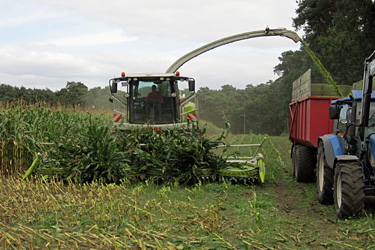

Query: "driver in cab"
(146, 85), (163, 103)
(146, 85), (163, 120)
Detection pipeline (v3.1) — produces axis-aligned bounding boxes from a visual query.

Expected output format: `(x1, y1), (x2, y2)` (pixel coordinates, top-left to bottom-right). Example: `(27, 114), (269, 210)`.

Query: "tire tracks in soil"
(262, 136), (340, 246)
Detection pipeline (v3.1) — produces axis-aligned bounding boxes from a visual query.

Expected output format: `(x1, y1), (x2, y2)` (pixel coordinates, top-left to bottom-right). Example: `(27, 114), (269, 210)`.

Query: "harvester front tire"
(316, 142), (334, 204)
(334, 162), (365, 219)
(294, 145), (315, 182)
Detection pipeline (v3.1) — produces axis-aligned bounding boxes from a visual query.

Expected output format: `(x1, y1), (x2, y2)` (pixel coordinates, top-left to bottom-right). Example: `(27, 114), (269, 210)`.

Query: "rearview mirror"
(329, 104), (340, 119)
(110, 81), (118, 94)
(188, 79), (195, 92)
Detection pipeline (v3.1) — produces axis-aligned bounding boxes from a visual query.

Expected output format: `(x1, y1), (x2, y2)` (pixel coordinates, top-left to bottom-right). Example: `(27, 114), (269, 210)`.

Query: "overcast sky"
(0, 0), (303, 91)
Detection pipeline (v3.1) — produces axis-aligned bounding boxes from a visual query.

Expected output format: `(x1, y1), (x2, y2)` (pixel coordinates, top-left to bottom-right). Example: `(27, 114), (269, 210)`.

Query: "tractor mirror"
(188, 79), (195, 92)
(329, 104), (340, 119)
(110, 81), (118, 94)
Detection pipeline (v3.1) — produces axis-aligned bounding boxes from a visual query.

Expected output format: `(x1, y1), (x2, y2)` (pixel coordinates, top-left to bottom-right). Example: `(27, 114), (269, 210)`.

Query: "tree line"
(0, 82), (113, 110)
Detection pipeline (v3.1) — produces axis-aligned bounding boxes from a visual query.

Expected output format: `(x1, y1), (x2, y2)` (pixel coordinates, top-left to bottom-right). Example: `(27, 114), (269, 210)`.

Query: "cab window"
(336, 104), (349, 134)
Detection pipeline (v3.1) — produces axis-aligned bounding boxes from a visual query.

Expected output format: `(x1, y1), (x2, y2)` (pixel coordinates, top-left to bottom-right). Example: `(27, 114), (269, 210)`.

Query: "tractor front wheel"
(334, 162), (365, 219)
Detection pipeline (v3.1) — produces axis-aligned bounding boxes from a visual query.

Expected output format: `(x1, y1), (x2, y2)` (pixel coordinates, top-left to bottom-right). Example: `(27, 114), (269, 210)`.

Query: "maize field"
(0, 103), (272, 249)
(1, 104), (375, 249)
(0, 103), (244, 184)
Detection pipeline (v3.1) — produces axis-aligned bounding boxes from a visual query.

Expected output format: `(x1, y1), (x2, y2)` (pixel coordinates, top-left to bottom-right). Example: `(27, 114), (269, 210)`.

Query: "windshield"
(129, 79), (178, 124)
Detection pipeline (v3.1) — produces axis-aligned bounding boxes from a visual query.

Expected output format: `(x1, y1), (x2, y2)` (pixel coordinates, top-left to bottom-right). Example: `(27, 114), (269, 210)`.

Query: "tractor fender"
(319, 134), (344, 169)
(334, 155), (360, 167)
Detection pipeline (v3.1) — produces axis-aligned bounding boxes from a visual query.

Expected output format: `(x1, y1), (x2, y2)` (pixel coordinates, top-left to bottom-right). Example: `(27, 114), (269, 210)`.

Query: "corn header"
(218, 137), (267, 183)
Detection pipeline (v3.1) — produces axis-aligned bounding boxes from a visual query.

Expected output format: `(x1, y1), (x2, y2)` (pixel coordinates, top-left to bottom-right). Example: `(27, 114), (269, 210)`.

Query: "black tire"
(334, 162), (365, 219)
(316, 141), (334, 204)
(294, 145), (316, 182)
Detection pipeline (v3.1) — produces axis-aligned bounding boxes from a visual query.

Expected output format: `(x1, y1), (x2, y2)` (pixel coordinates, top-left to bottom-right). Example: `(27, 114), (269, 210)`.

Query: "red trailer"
(289, 96), (339, 182)
(289, 96), (338, 147)
(288, 69), (352, 182)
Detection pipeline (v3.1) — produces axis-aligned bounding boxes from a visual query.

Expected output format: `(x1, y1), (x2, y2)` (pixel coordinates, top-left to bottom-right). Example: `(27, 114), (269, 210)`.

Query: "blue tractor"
(317, 51), (375, 218)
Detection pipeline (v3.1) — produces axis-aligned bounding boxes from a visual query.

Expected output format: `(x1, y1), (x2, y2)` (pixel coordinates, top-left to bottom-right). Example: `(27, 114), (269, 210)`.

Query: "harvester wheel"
(294, 145), (315, 182)
(334, 162), (365, 219)
(316, 142), (334, 204)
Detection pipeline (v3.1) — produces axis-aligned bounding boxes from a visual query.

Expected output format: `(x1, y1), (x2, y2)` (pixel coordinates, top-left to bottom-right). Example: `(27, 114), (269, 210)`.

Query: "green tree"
(56, 82), (88, 106)
(294, 0), (375, 84)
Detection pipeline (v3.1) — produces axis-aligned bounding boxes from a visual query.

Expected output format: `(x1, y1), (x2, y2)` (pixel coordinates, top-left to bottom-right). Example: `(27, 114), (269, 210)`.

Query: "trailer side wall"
(289, 97), (337, 148)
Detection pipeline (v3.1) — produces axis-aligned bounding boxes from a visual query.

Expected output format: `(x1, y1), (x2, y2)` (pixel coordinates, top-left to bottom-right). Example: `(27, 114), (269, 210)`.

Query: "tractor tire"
(334, 162), (365, 219)
(294, 144), (316, 182)
(316, 141), (334, 204)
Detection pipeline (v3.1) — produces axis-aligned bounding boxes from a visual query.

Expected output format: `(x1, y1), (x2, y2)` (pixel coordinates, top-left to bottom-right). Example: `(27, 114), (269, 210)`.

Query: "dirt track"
(259, 136), (374, 249)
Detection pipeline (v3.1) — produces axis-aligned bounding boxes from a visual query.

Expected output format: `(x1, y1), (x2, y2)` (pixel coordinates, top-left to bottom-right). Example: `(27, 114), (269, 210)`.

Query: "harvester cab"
(109, 71), (198, 132)
(317, 50), (375, 218)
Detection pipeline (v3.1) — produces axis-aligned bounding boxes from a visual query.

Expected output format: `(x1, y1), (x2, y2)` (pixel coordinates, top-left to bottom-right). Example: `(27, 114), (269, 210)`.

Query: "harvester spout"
(165, 28), (301, 73)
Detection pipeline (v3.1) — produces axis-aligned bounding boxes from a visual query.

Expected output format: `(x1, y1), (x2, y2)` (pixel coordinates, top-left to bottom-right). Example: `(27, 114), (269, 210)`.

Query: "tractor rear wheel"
(294, 144), (315, 182)
(316, 142), (334, 204)
(334, 162), (365, 219)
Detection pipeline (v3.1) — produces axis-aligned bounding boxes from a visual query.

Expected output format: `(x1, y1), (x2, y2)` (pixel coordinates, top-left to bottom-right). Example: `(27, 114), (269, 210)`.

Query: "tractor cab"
(329, 90), (375, 156)
(109, 71), (198, 131)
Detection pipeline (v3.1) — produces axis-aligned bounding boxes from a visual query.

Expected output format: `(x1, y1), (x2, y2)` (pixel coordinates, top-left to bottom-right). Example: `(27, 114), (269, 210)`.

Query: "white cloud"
(15, 0), (299, 39)
(0, 0), (302, 91)
(40, 29), (138, 47)
(0, 0), (65, 28)
(0, 12), (63, 28)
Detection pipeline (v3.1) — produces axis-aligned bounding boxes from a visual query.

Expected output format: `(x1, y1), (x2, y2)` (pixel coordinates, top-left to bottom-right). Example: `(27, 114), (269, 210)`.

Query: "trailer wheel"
(334, 162), (365, 219)
(291, 144), (299, 177)
(316, 141), (334, 204)
(294, 145), (315, 182)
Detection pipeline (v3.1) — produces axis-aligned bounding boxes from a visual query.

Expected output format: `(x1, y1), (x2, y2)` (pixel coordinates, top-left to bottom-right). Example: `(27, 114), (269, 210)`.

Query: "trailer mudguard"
(319, 134), (344, 168)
